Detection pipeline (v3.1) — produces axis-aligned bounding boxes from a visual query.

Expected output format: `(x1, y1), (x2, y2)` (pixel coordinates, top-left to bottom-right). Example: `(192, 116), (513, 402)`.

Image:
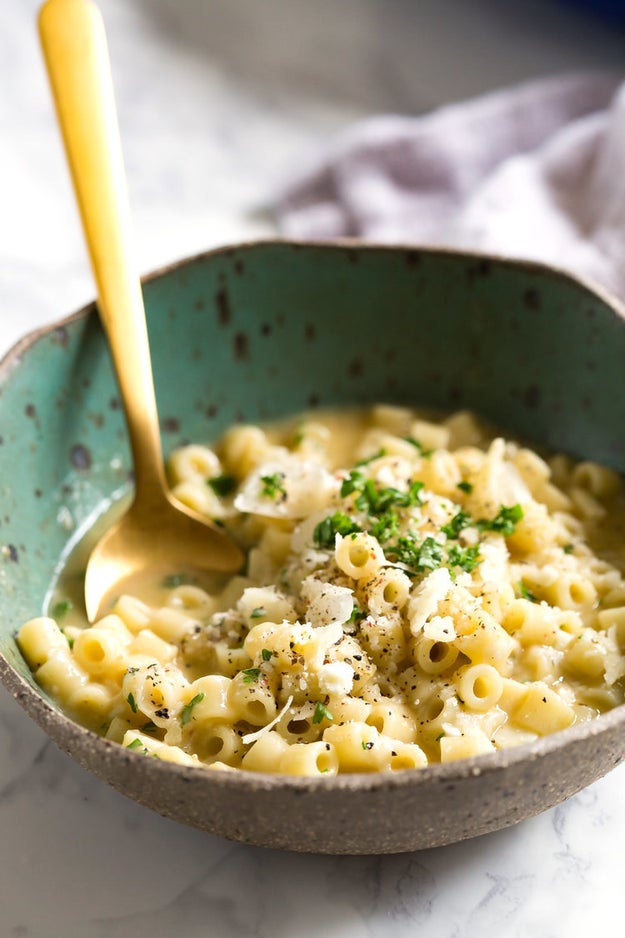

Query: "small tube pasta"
(167, 444), (221, 485)
(335, 532), (385, 580)
(72, 626), (127, 679)
(35, 651), (88, 701)
(279, 740), (339, 776)
(17, 617), (69, 669)
(365, 701), (417, 743)
(241, 731), (290, 772)
(440, 729), (495, 762)
(20, 404), (625, 777)
(413, 636), (459, 675)
(363, 568), (411, 616)
(227, 673), (277, 726)
(456, 664), (503, 712)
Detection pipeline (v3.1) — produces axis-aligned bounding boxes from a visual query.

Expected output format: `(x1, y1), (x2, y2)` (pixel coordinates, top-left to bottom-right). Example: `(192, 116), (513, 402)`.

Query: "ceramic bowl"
(2, 241), (625, 854)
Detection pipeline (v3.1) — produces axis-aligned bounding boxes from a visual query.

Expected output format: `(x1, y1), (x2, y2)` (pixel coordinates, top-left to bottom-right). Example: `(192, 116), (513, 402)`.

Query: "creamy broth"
(19, 404), (625, 772)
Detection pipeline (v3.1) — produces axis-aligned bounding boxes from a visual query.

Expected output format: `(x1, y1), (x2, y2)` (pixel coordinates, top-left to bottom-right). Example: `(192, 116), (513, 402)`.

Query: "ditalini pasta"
(18, 406), (625, 775)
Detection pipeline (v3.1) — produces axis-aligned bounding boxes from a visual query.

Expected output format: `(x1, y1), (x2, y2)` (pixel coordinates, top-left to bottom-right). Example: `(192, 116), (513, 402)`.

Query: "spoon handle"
(39, 0), (167, 501)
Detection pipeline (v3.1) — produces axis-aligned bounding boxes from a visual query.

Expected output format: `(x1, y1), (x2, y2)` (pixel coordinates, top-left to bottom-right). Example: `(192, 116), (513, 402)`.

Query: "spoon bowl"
(39, 0), (243, 622)
(84, 493), (243, 621)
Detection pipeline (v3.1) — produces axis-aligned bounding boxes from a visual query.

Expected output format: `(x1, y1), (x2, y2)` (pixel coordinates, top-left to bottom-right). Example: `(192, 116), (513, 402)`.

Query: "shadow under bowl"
(1, 240), (625, 854)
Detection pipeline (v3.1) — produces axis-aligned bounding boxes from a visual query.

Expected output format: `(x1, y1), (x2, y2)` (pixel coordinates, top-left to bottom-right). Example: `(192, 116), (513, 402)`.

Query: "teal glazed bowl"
(2, 241), (625, 854)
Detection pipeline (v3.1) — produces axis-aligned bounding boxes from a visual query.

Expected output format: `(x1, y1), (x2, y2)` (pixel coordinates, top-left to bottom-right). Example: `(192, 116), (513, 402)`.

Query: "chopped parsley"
(260, 472), (286, 499)
(341, 471), (424, 514)
(387, 535), (443, 573)
(441, 510), (472, 540)
(250, 607), (267, 619)
(563, 543), (574, 554)
(340, 470), (366, 498)
(477, 504), (523, 535)
(447, 544), (482, 573)
(242, 667), (262, 684)
(361, 740), (374, 750)
(313, 701), (333, 724)
(261, 648), (273, 662)
(126, 738), (143, 750)
(369, 510), (400, 543)
(313, 511), (361, 548)
(52, 599), (72, 619)
(457, 481), (473, 494)
(208, 473), (237, 496)
(127, 692), (138, 714)
(62, 630), (75, 649)
(362, 480), (424, 514)
(356, 448), (386, 466)
(404, 436), (433, 457)
(518, 581), (538, 603)
(180, 692), (205, 725)
(414, 536), (444, 571)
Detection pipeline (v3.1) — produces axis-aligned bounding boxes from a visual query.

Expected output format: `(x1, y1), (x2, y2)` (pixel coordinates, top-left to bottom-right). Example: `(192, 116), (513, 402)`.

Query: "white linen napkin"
(276, 73), (625, 302)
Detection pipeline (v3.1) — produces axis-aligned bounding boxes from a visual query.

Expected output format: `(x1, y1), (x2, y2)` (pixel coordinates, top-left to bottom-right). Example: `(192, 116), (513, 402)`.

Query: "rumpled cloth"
(276, 73), (625, 302)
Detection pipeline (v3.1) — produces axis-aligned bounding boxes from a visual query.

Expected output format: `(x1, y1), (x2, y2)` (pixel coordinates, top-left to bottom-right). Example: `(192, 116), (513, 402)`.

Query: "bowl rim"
(2, 238), (624, 373)
(2, 236), (625, 796)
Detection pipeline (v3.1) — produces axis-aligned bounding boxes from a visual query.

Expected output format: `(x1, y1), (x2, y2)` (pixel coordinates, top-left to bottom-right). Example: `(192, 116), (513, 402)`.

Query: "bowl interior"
(2, 241), (625, 690)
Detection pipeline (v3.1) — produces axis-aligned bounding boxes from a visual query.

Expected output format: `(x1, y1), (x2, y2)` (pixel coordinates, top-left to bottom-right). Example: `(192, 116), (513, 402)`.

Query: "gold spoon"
(39, 0), (243, 621)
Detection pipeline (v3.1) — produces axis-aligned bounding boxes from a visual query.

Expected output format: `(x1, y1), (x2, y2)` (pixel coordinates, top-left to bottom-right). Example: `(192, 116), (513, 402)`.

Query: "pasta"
(17, 405), (625, 775)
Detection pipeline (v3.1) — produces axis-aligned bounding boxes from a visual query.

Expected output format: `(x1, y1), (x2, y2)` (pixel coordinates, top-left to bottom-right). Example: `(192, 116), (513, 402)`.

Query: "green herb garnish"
(387, 535), (443, 572)
(62, 631), (75, 649)
(477, 504), (523, 535)
(127, 692), (138, 714)
(126, 738), (143, 750)
(404, 436), (434, 457)
(208, 474), (237, 496)
(441, 510), (472, 540)
(347, 605), (365, 624)
(313, 701), (333, 724)
(52, 599), (72, 619)
(364, 481), (424, 514)
(356, 448), (387, 466)
(180, 692), (205, 725)
(369, 510), (400, 543)
(261, 648), (273, 662)
(242, 667), (262, 684)
(313, 512), (361, 548)
(414, 536), (444, 571)
(518, 581), (538, 603)
(250, 607), (267, 619)
(342, 470), (424, 515)
(563, 543), (574, 554)
(457, 481), (473, 494)
(447, 544), (482, 573)
(260, 473), (286, 499)
(340, 470), (366, 498)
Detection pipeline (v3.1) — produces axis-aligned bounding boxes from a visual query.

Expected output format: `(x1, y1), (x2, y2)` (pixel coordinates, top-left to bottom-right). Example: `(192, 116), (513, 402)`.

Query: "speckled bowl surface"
(1, 240), (625, 854)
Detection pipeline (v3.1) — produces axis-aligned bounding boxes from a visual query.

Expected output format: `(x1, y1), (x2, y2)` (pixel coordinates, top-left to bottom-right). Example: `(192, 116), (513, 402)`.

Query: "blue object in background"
(564, 0), (625, 23)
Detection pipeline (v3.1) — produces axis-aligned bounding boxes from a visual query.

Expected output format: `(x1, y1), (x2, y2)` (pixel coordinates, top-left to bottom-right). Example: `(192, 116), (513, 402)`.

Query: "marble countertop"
(2, 1), (625, 935)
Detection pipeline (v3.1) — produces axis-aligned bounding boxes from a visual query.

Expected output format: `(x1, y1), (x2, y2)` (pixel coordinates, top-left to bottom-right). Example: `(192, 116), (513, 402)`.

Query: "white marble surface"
(2, 1), (625, 935)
